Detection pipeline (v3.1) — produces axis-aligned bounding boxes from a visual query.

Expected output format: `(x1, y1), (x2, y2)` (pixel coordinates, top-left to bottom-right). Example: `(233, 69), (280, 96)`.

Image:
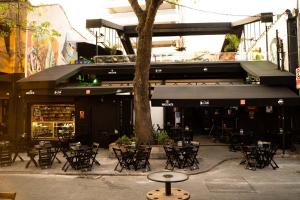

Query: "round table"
(147, 171), (190, 199)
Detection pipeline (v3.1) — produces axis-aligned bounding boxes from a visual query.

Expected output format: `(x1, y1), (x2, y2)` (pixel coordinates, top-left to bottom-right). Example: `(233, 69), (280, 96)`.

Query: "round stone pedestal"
(146, 188), (190, 200)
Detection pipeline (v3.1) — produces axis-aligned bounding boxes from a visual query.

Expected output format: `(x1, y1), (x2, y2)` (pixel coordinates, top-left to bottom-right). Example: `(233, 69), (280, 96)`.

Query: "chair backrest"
(0, 192), (16, 200)
(92, 142), (100, 153)
(113, 148), (122, 161)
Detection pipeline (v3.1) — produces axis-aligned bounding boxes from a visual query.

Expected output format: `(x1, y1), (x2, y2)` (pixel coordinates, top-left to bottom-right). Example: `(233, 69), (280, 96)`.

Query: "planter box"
(108, 143), (166, 159)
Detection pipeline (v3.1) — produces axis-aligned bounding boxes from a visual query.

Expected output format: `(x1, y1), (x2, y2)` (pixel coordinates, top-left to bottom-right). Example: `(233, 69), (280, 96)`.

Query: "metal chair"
(163, 145), (180, 170)
(134, 146), (152, 171)
(0, 141), (12, 167)
(91, 142), (101, 166)
(113, 147), (134, 172)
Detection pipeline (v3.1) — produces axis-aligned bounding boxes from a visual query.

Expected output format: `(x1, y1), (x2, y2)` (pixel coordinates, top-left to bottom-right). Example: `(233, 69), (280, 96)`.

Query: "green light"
(93, 78), (98, 84)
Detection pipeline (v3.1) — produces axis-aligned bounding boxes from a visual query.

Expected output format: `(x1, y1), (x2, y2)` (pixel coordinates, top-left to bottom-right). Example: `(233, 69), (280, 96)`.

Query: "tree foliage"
(224, 33), (240, 52)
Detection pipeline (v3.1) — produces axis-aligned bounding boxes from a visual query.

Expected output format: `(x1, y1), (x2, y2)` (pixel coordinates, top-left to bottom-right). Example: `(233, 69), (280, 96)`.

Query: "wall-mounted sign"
(54, 90), (62, 95)
(86, 89), (91, 95)
(79, 111), (85, 119)
(25, 90), (35, 95)
(199, 100), (209, 106)
(161, 100), (174, 107)
(296, 68), (300, 89)
(240, 99), (246, 105)
(108, 69), (117, 74)
(155, 69), (162, 73)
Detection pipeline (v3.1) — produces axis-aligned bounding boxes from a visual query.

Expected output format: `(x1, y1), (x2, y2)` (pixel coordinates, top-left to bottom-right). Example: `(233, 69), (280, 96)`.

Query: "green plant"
(116, 135), (134, 145)
(153, 130), (169, 145)
(224, 34), (240, 52)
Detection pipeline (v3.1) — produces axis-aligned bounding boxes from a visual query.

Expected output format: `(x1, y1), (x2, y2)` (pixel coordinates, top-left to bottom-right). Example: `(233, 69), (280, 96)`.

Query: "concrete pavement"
(0, 145), (241, 176)
(0, 157), (299, 200)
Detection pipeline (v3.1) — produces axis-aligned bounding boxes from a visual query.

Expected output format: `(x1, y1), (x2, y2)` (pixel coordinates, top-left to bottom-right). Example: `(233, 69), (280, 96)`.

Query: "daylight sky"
(29, 0), (298, 52)
(29, 0), (297, 33)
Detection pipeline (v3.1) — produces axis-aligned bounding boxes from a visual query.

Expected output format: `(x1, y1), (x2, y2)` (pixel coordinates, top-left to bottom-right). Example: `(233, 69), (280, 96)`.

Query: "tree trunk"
(128, 0), (163, 144)
(134, 30), (153, 144)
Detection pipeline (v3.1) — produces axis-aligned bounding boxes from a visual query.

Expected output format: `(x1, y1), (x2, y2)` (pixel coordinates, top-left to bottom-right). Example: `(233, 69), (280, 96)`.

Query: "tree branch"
(144, 0), (163, 31)
(128, 0), (144, 18)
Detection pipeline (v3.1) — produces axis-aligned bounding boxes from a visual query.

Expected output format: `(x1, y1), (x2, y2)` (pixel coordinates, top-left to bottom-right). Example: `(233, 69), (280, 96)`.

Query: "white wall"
(151, 106), (164, 129)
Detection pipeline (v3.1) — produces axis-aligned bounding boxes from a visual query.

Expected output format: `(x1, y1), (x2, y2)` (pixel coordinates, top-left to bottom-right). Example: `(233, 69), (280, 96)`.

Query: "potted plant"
(220, 33), (240, 61)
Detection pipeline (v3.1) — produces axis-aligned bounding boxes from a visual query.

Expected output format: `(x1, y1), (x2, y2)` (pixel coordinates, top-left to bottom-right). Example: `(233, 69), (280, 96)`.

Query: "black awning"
(21, 86), (132, 97)
(240, 61), (295, 86)
(17, 64), (82, 89)
(151, 85), (300, 107)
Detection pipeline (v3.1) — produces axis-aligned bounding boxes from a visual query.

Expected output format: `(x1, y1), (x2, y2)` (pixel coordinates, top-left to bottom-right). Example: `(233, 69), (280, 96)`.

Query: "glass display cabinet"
(31, 104), (75, 139)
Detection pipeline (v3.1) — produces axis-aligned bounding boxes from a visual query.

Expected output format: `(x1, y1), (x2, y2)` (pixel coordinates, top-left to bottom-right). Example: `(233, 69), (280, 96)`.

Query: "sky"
(29, 0), (298, 52)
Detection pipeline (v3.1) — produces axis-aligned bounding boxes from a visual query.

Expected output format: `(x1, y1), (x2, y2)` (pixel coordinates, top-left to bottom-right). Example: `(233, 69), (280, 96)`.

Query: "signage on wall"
(54, 90), (62, 95)
(199, 100), (209, 106)
(161, 100), (174, 107)
(25, 90), (35, 95)
(240, 99), (246, 105)
(79, 111), (85, 119)
(108, 69), (117, 74)
(86, 89), (91, 95)
(296, 68), (300, 89)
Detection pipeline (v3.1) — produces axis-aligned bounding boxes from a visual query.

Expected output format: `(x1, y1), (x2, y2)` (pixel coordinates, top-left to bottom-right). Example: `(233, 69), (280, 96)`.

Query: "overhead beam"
(86, 19), (124, 31)
(231, 15), (261, 27)
(116, 30), (135, 55)
(124, 23), (233, 37)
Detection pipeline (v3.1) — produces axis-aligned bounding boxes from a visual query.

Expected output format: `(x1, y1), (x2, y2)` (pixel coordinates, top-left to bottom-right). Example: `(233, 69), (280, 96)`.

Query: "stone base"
(146, 188), (190, 200)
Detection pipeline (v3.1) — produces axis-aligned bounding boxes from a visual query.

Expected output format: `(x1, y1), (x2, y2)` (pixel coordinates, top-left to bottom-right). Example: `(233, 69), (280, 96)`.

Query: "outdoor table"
(25, 143), (60, 168)
(147, 171), (190, 200)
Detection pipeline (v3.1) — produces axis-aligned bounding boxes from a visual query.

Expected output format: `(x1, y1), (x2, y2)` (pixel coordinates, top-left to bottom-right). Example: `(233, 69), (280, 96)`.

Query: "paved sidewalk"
(1, 144), (298, 176)
(0, 145), (242, 176)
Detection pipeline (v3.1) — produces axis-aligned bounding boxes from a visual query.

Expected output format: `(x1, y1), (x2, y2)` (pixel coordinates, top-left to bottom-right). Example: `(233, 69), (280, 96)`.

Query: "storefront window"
(31, 104), (75, 139)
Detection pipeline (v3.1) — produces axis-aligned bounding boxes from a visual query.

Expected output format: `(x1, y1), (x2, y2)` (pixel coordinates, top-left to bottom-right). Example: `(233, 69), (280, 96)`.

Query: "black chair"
(185, 143), (199, 170)
(163, 145), (180, 170)
(12, 133), (32, 162)
(134, 146), (152, 171)
(91, 142), (101, 166)
(0, 142), (12, 167)
(113, 147), (135, 172)
(241, 145), (257, 170)
(61, 150), (76, 172)
(77, 148), (94, 171)
(268, 144), (279, 170)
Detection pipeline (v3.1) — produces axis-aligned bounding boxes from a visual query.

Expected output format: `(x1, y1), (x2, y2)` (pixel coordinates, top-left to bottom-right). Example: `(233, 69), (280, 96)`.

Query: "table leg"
(165, 182), (171, 196)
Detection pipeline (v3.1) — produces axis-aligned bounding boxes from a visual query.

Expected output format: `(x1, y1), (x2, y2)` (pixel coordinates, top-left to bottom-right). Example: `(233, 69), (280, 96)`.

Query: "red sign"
(296, 68), (300, 89)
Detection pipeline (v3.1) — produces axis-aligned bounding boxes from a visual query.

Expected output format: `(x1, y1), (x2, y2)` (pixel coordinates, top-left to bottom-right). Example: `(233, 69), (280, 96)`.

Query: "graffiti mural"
(27, 32), (59, 76)
(26, 4), (86, 77)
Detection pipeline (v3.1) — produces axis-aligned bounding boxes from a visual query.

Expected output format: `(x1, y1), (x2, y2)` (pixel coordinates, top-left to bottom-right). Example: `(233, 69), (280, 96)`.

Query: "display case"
(31, 104), (75, 139)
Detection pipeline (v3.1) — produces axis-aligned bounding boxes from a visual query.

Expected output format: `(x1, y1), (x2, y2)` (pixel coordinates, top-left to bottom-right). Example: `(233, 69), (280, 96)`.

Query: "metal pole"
(96, 31), (98, 56)
(282, 107), (285, 155)
(276, 30), (281, 70)
(165, 182), (171, 196)
(297, 0), (300, 68)
(266, 25), (269, 61)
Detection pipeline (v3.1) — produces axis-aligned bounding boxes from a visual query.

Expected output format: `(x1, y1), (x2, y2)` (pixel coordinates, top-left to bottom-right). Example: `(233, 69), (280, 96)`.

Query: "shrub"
(153, 130), (169, 145)
(116, 135), (133, 145)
